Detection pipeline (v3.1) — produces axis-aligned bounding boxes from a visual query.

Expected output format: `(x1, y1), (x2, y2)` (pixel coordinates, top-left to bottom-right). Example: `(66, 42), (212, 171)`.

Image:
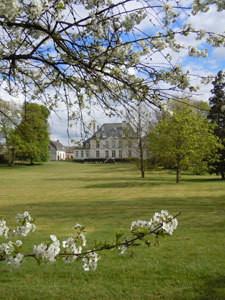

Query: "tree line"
(126, 71), (225, 182)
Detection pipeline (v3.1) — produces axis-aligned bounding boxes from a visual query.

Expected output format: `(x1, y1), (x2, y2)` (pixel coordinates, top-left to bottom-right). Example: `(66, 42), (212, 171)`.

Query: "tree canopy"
(0, 0), (224, 123)
(0, 99), (21, 165)
(10, 103), (50, 164)
(149, 101), (221, 183)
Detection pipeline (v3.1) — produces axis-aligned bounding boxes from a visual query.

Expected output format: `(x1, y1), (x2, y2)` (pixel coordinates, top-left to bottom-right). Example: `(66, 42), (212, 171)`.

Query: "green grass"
(0, 162), (224, 300)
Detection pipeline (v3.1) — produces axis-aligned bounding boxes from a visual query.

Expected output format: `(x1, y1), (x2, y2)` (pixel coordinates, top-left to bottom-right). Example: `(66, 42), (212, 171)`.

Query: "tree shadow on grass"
(195, 275), (225, 300)
(0, 197), (178, 222)
(182, 177), (223, 183)
(45, 176), (176, 185)
(0, 162), (44, 169)
(85, 181), (171, 188)
(2, 194), (224, 220)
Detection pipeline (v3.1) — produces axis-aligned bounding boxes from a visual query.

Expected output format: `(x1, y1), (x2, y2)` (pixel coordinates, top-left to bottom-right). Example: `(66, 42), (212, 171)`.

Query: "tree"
(10, 103), (50, 164)
(125, 102), (151, 178)
(0, 99), (21, 166)
(0, 1), (224, 122)
(207, 70), (225, 179)
(149, 105), (221, 183)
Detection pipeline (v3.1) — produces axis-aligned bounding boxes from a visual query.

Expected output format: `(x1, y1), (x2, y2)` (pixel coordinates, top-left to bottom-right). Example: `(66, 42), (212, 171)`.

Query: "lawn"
(0, 162), (224, 300)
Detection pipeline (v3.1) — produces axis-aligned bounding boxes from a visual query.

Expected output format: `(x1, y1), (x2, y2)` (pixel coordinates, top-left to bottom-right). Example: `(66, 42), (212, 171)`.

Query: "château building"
(74, 121), (147, 162)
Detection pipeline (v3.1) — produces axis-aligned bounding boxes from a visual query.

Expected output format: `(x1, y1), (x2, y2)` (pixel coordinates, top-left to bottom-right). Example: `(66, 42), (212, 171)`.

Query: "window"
(96, 141), (100, 148)
(128, 140), (132, 148)
(75, 151), (79, 158)
(105, 141), (109, 148)
(112, 150), (116, 158)
(119, 150), (122, 158)
(85, 142), (89, 148)
(128, 150), (132, 157)
(103, 133), (106, 138)
(105, 150), (109, 158)
(81, 151), (84, 158)
(112, 140), (116, 148)
(119, 140), (122, 149)
(96, 150), (100, 158)
(86, 151), (89, 158)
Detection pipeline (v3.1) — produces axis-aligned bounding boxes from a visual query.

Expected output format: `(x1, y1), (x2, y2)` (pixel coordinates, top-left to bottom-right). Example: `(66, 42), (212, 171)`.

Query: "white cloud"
(0, 83), (25, 104)
(189, 6), (225, 34)
(183, 63), (217, 101)
(212, 47), (225, 61)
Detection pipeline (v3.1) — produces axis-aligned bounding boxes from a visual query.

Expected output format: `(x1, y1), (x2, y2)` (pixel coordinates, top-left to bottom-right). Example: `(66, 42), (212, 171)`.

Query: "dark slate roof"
(50, 140), (65, 151)
(75, 122), (137, 150)
(92, 122), (136, 139)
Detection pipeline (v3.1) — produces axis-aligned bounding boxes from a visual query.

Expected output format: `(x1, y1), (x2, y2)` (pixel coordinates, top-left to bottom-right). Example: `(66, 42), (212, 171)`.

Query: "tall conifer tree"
(208, 70), (225, 179)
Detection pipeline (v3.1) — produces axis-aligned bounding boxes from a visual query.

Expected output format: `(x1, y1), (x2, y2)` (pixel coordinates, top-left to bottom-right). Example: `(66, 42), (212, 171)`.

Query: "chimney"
(93, 121), (96, 134)
(122, 121), (126, 130)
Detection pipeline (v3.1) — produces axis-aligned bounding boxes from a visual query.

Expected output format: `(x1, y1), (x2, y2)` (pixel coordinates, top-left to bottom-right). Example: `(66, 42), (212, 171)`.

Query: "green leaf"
(58, 2), (65, 9)
(115, 232), (123, 243)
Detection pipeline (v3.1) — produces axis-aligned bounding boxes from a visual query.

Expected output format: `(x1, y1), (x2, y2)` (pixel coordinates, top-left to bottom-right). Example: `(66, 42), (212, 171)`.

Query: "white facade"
(56, 150), (66, 160)
(74, 122), (148, 161)
(50, 140), (66, 161)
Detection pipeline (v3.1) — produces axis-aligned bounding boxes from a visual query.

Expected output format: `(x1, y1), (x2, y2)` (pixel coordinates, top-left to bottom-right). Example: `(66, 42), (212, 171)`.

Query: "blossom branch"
(0, 210), (180, 271)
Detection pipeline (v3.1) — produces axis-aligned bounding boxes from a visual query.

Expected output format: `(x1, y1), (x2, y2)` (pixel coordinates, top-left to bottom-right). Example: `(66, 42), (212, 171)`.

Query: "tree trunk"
(11, 148), (15, 167)
(8, 148), (15, 167)
(222, 172), (225, 180)
(7, 148), (11, 167)
(29, 155), (34, 165)
(139, 138), (145, 178)
(176, 166), (180, 183)
(138, 105), (145, 179)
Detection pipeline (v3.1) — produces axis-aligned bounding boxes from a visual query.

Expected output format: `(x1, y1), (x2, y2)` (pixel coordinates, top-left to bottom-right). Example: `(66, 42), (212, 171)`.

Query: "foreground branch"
(0, 210), (180, 271)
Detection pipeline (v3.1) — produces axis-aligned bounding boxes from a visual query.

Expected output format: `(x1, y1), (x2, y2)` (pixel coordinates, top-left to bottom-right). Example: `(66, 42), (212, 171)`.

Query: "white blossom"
(118, 245), (127, 256)
(33, 235), (60, 264)
(74, 223), (83, 230)
(80, 233), (86, 247)
(0, 220), (9, 238)
(15, 222), (36, 237)
(0, 241), (14, 256)
(15, 240), (23, 248)
(6, 253), (24, 269)
(82, 251), (99, 271)
(131, 210), (178, 236)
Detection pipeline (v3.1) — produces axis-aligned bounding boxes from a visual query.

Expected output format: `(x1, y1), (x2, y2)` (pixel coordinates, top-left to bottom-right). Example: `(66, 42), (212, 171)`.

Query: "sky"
(0, 1), (225, 146)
